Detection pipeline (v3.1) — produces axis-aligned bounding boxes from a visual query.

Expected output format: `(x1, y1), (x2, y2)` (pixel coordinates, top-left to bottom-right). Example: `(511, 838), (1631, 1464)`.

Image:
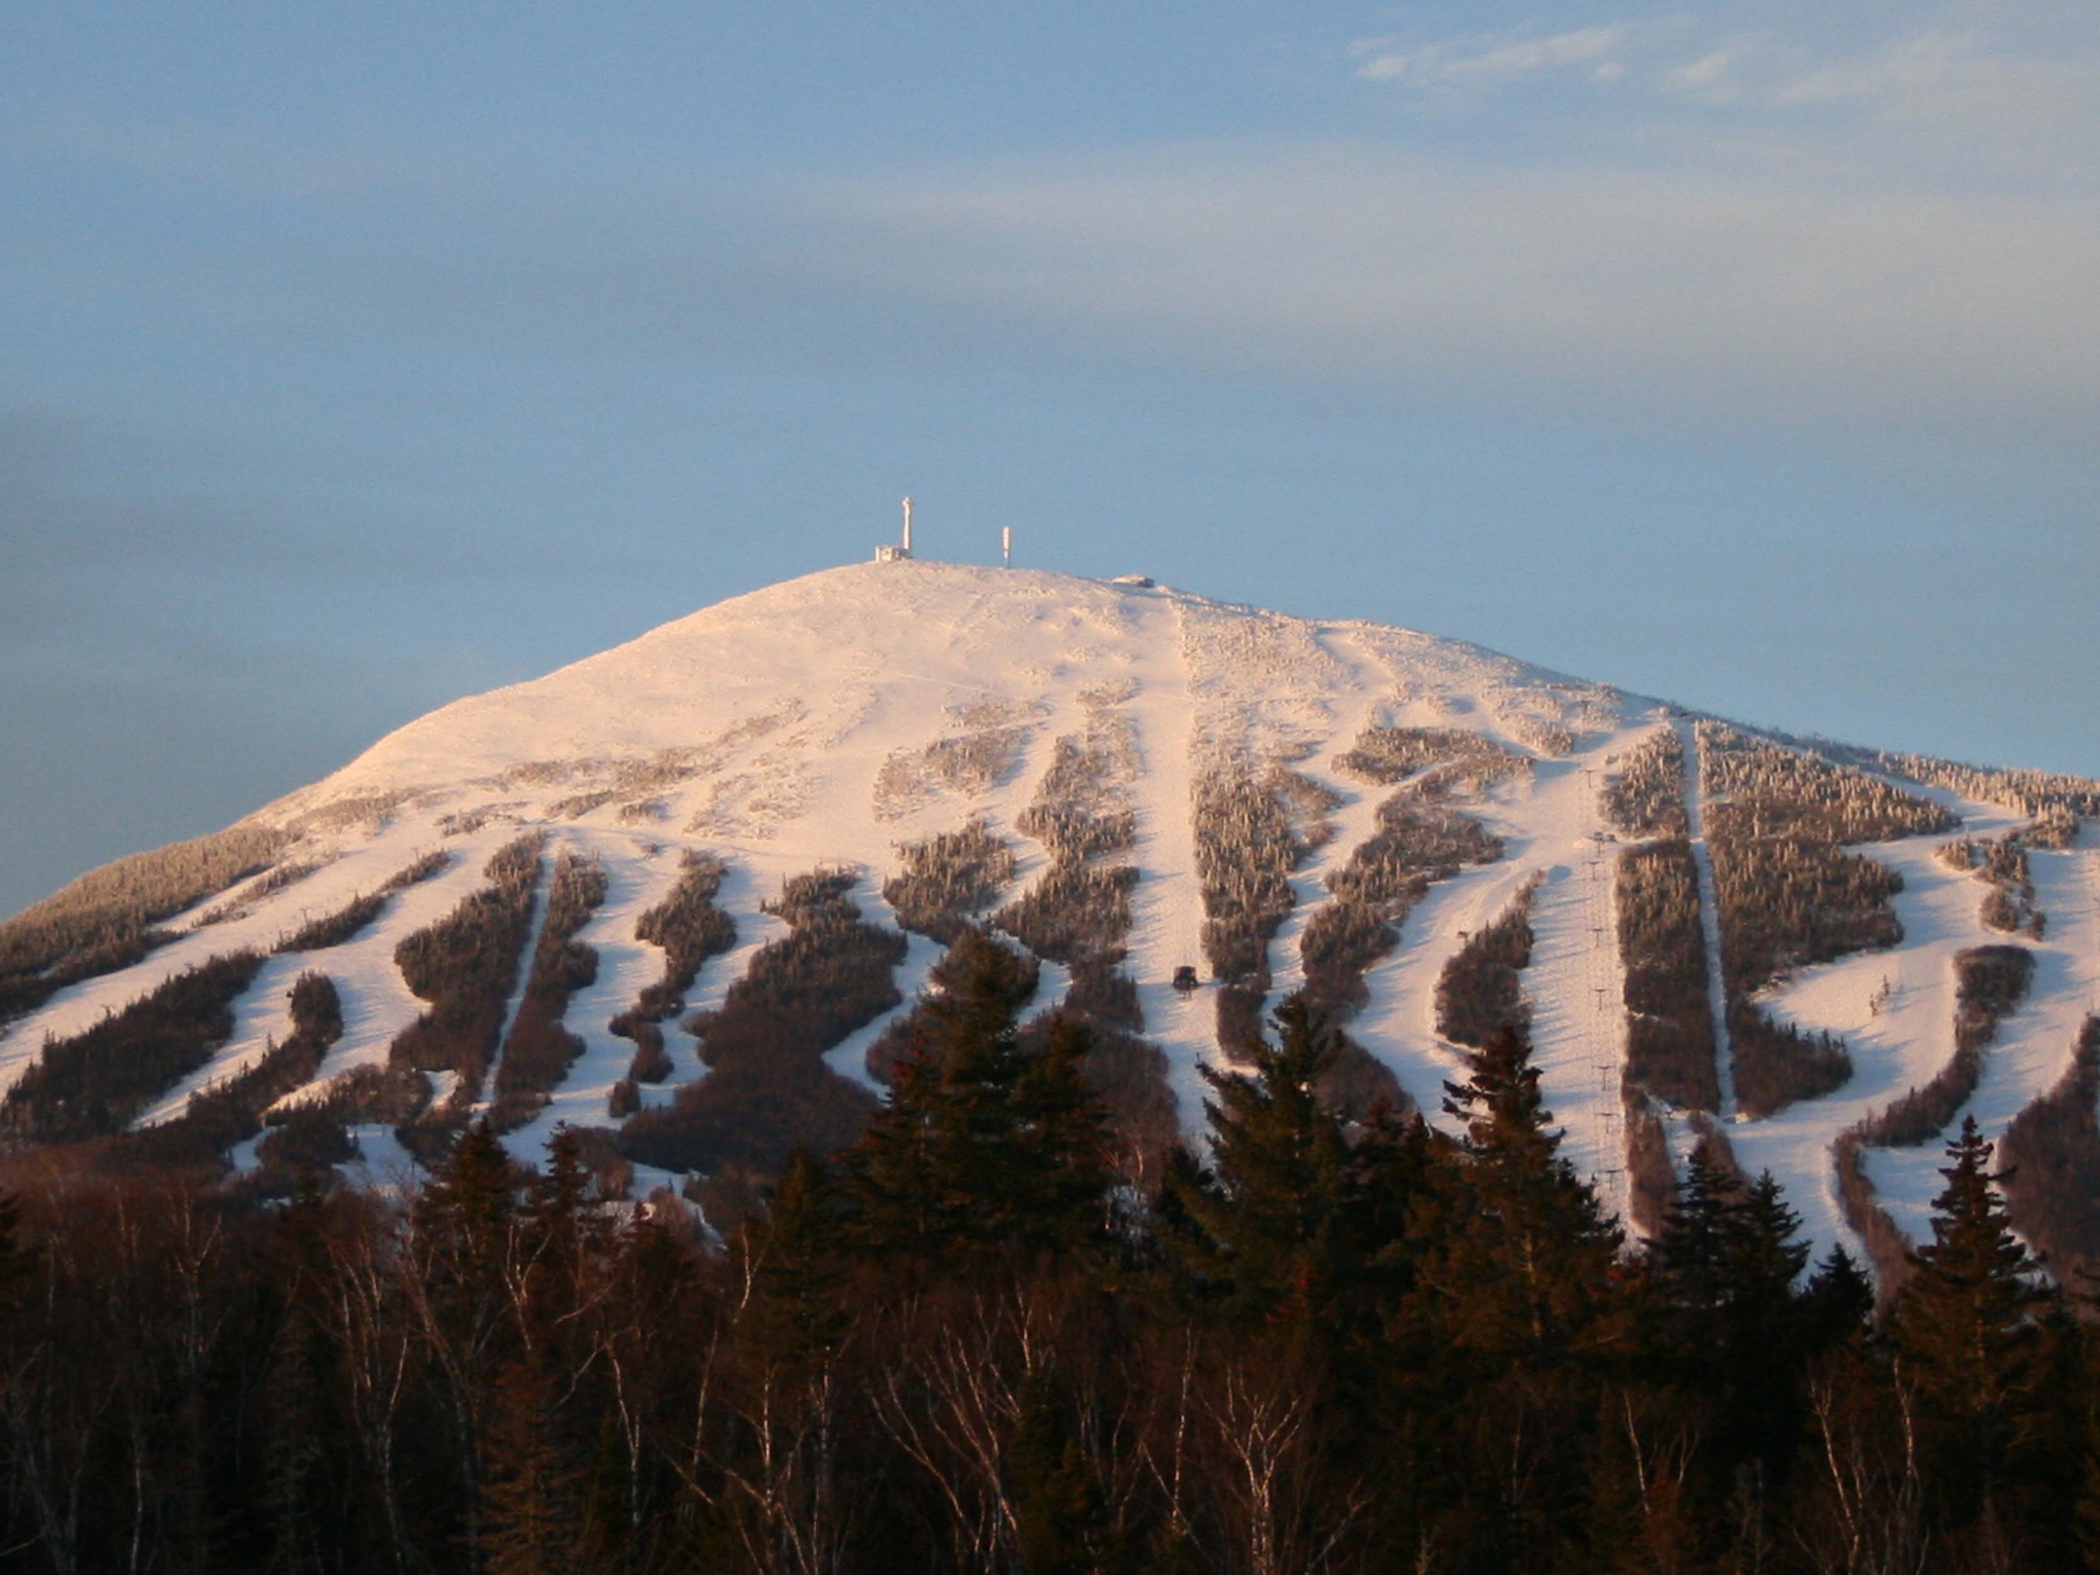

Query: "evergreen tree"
(1715, 1170), (1814, 1489)
(847, 931), (1109, 1271)
(847, 1024), (950, 1263)
(1647, 1145), (1736, 1365)
(1802, 1242), (1875, 1350)
(481, 1358), (582, 1575)
(1009, 1374), (1111, 1575)
(262, 1173), (336, 1575)
(2074, 1293), (2100, 1574)
(1167, 995), (1350, 1326)
(261, 1310), (327, 1575)
(1008, 1013), (1114, 1257)
(1435, 1024), (1621, 1365)
(0, 1184), (31, 1306)
(1721, 1170), (1812, 1321)
(417, 1118), (518, 1302)
(747, 1150), (849, 1374)
(1894, 1115), (2051, 1521)
(411, 1119), (522, 1566)
(520, 1125), (597, 1352)
(1334, 1098), (1442, 1333)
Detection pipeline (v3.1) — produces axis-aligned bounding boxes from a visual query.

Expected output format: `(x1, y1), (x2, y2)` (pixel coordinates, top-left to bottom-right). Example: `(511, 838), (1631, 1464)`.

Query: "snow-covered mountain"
(3, 560), (2096, 1277)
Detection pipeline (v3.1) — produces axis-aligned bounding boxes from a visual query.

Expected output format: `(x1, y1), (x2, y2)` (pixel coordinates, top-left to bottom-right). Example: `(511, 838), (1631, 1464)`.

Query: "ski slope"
(1, 558), (2093, 1269)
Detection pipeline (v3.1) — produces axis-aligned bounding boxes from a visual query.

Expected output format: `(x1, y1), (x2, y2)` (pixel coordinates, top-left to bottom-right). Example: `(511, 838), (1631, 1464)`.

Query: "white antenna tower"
(874, 497), (916, 562)
(1001, 525), (1012, 567)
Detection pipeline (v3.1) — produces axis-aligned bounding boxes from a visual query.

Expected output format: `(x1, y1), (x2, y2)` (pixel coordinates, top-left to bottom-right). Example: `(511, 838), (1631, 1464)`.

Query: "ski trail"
(672, 859), (790, 1096)
(1862, 822), (2100, 1243)
(498, 836), (689, 1160)
(475, 845), (556, 1120)
(1525, 778), (1633, 1225)
(1676, 717), (1737, 1121)
(1724, 789), (2023, 1265)
(1481, 735), (1635, 1220)
(1122, 593), (1213, 1135)
(824, 876), (942, 1095)
(261, 829), (515, 1101)
(137, 952), (307, 1126)
(1353, 856), (1534, 1125)
(1265, 628), (1396, 1005)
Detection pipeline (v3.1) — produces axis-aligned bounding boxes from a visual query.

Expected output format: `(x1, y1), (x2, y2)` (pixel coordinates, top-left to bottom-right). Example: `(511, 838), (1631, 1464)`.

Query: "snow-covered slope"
(3, 560), (2094, 1272)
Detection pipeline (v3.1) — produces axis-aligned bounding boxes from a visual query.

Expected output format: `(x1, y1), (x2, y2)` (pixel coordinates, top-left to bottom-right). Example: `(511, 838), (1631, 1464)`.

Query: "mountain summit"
(3, 561), (2095, 1276)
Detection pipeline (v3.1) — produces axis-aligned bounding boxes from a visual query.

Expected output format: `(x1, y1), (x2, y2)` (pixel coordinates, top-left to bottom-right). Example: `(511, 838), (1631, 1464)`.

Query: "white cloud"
(1349, 10), (2100, 188)
(1351, 23), (1628, 88)
(1659, 40), (1767, 105)
(808, 141), (2100, 436)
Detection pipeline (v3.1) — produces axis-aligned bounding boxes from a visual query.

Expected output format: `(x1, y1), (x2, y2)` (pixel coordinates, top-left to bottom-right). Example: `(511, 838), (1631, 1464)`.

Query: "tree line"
(0, 934), (2090, 1574)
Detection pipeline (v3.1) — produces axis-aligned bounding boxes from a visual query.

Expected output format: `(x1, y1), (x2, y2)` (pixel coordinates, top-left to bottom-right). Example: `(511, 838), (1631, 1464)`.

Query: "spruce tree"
(418, 1118), (518, 1299)
(1721, 1170), (1811, 1319)
(1648, 1145), (1736, 1364)
(481, 1357), (582, 1575)
(1894, 1115), (2051, 1520)
(263, 1173), (335, 1575)
(1802, 1243), (1875, 1350)
(1009, 1374), (1111, 1575)
(1715, 1170), (1813, 1485)
(262, 1310), (327, 1575)
(1334, 1098), (1441, 1332)
(2075, 1307), (2100, 1574)
(1435, 1024), (1621, 1365)
(1168, 994), (1351, 1326)
(847, 931), (1109, 1271)
(412, 1119), (522, 1565)
(1008, 1012), (1113, 1256)
(747, 1150), (849, 1375)
(521, 1125), (597, 1351)
(0, 1185), (30, 1306)
(847, 1024), (950, 1264)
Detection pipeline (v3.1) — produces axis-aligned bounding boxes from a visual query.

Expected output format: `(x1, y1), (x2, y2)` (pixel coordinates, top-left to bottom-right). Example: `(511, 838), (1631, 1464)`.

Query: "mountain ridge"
(3, 559), (2095, 1284)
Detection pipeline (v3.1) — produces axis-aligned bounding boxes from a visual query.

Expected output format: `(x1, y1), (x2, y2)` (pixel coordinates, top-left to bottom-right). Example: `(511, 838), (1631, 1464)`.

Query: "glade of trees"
(1000, 720), (1141, 967)
(198, 856), (334, 926)
(1433, 876), (1539, 1051)
(992, 716), (1176, 1173)
(1819, 744), (2100, 824)
(0, 823), (287, 1022)
(1299, 791), (1502, 1019)
(874, 723), (1038, 821)
(608, 851), (738, 1092)
(1836, 945), (2040, 1287)
(132, 970), (345, 1175)
(884, 822), (1019, 946)
(273, 850), (455, 955)
(1698, 724), (1951, 1119)
(389, 835), (549, 1138)
(2, 940), (2088, 1575)
(615, 871), (899, 1177)
(2003, 1018), (2100, 1278)
(489, 852), (609, 1132)
(1600, 727), (1722, 1231)
(1, 950), (266, 1144)
(1193, 760), (1319, 1050)
(1940, 831), (2049, 939)
(1334, 728), (1529, 795)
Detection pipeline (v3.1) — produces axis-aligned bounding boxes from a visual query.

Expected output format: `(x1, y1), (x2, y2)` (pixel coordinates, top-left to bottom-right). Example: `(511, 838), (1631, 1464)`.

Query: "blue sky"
(4, 3), (2097, 915)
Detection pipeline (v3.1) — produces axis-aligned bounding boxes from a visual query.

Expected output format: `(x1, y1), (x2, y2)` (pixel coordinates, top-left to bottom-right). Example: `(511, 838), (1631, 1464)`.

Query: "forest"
(0, 934), (2090, 1575)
